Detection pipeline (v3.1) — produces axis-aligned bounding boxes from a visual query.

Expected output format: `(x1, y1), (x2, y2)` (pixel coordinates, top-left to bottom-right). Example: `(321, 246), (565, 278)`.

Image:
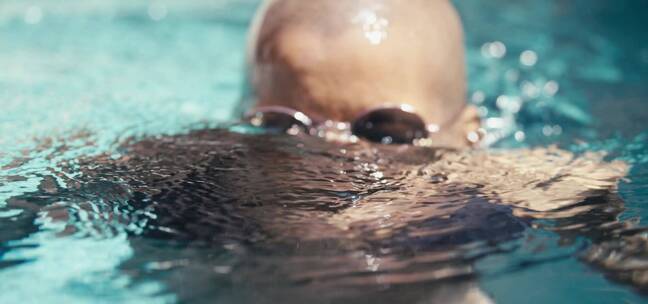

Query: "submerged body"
(7, 129), (636, 303)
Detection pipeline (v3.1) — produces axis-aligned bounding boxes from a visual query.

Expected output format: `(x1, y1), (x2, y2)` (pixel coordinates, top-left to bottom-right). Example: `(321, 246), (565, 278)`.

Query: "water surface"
(1, 0), (647, 303)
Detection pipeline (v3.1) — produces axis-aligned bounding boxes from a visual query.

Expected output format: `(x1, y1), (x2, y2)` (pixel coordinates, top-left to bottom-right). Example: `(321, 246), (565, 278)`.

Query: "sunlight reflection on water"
(0, 0), (646, 303)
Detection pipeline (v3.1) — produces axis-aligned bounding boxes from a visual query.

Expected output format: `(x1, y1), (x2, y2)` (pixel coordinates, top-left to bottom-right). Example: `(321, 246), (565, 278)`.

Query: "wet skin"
(242, 0), (481, 148)
(3, 129), (640, 303)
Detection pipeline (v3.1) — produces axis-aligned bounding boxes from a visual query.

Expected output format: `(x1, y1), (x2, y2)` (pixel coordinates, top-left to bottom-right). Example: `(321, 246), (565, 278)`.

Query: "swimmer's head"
(241, 0), (480, 147)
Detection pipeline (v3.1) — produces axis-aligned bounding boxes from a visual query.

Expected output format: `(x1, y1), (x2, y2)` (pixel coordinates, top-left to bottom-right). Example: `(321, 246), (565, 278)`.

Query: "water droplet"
(542, 125), (553, 136)
(543, 81), (560, 96)
(481, 41), (507, 59)
(467, 131), (480, 143)
(427, 124), (440, 133)
(286, 125), (301, 135)
(352, 8), (389, 45)
(514, 131), (526, 142)
(478, 106), (489, 117)
(486, 118), (505, 129)
(522, 81), (540, 98)
(520, 50), (538, 66)
(471, 91), (486, 104)
(496, 95), (522, 113)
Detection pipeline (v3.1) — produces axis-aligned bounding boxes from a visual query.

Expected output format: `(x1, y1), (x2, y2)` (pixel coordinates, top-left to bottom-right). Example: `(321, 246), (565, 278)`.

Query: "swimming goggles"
(244, 104), (464, 145)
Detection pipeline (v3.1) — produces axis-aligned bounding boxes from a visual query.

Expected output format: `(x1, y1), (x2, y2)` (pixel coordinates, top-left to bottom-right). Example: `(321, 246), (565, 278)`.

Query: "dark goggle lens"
(246, 110), (310, 134)
(351, 108), (429, 144)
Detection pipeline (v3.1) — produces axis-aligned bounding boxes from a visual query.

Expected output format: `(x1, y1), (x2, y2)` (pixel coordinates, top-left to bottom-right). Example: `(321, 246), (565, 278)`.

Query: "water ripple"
(1, 129), (636, 302)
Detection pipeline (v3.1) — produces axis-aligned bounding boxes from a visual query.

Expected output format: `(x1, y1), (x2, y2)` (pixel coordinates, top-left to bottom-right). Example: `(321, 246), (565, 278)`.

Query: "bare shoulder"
(427, 146), (629, 213)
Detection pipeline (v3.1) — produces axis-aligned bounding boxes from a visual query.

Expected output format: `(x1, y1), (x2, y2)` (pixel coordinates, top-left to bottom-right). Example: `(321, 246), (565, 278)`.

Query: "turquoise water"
(0, 0), (647, 303)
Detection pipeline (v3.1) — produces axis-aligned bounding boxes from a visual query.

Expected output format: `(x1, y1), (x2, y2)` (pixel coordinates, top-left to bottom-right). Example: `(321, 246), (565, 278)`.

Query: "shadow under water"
(3, 129), (644, 303)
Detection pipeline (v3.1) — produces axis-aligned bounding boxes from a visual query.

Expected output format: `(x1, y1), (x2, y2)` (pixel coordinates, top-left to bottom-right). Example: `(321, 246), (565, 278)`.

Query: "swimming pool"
(0, 0), (647, 303)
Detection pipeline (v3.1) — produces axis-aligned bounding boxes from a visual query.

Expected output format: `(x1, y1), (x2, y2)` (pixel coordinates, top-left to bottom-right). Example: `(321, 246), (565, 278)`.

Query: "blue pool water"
(0, 0), (647, 303)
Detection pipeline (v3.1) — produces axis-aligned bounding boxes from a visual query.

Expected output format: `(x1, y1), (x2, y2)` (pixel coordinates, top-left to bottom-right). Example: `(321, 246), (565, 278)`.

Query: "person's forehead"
(255, 0), (466, 124)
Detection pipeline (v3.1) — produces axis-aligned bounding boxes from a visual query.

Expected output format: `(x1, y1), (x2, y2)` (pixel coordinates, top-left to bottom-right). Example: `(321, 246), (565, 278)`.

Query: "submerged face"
(38, 129), (626, 303)
(75, 130), (527, 303)
(245, 0), (480, 147)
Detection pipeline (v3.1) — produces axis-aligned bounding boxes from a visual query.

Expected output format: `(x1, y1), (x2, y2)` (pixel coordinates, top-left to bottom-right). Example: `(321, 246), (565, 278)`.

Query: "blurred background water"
(0, 0), (646, 303)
